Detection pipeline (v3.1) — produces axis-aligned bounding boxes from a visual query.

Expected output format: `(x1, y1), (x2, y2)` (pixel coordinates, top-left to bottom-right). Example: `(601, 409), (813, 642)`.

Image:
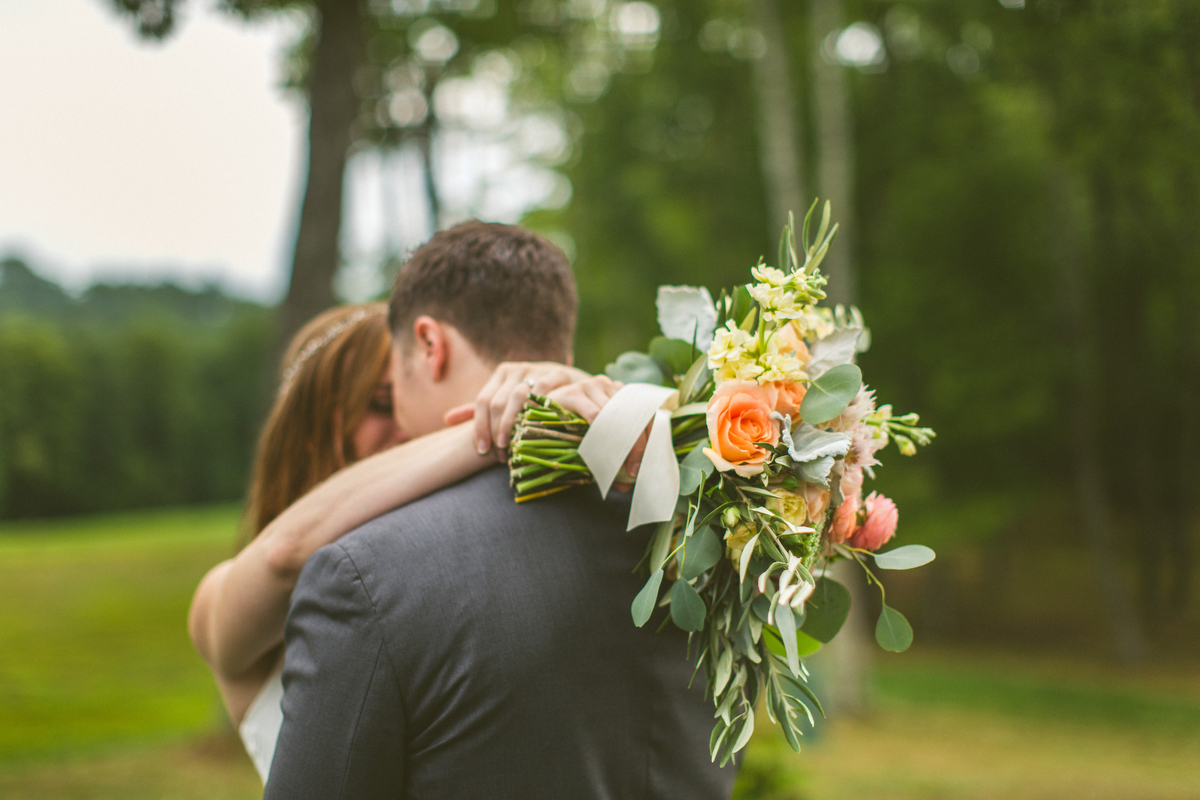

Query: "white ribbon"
(578, 383), (681, 530)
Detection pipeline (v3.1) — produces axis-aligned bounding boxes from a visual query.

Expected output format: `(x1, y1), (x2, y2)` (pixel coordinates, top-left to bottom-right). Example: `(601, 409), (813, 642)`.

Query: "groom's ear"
(411, 316), (449, 382)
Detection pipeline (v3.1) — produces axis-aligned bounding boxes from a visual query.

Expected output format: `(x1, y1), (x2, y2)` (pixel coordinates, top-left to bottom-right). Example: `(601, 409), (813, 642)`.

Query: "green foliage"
(679, 523), (722, 580)
(800, 577), (852, 644)
(798, 364), (862, 425)
(668, 575), (707, 631)
(604, 351), (665, 385)
(0, 267), (272, 519)
(631, 568), (663, 627)
(0, 505), (241, 759)
(875, 604), (914, 653)
(872, 544), (937, 570)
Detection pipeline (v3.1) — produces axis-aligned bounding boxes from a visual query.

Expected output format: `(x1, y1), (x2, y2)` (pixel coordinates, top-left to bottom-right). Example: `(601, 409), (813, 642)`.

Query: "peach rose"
(848, 492), (898, 551)
(772, 381), (807, 422)
(828, 497), (860, 545)
(772, 321), (811, 364)
(704, 380), (780, 477)
(803, 483), (830, 524)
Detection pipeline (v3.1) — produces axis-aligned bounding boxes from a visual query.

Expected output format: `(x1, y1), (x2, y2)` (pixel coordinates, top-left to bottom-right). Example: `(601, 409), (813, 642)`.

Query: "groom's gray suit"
(263, 466), (735, 800)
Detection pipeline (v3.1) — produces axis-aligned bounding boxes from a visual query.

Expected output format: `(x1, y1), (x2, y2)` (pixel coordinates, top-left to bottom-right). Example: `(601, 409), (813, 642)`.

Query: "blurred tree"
(110, 0), (364, 347)
(0, 260), (272, 519)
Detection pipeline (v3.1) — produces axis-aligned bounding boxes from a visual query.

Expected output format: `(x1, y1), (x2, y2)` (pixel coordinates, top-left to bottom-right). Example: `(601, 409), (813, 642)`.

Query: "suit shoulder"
(335, 467), (511, 551)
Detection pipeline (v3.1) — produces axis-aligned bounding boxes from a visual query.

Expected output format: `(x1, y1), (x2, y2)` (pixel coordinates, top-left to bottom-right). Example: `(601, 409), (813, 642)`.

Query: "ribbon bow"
(578, 383), (683, 530)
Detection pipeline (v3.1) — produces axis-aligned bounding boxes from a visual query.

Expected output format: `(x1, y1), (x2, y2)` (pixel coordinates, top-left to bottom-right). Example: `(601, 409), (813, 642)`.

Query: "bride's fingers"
(612, 428), (649, 493)
(624, 427), (650, 478)
(494, 381), (537, 451)
(473, 368), (513, 453)
(486, 375), (528, 454)
(547, 382), (603, 422)
(580, 376), (618, 410)
(444, 404), (475, 426)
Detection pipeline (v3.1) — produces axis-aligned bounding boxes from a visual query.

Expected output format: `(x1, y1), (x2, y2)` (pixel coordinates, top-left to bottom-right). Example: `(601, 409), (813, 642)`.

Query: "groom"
(263, 222), (735, 799)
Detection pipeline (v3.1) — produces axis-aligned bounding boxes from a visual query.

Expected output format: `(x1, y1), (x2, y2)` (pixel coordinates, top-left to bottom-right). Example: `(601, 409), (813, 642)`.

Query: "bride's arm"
(188, 423), (487, 702)
(189, 363), (590, 721)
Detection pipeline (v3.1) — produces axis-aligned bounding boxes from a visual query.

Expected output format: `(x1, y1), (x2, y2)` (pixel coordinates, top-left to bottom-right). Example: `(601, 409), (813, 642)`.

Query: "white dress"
(238, 663), (285, 783)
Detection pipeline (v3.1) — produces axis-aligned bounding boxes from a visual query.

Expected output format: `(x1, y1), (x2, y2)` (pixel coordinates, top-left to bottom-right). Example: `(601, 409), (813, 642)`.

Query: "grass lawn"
(0, 506), (241, 760)
(2, 506), (1198, 799)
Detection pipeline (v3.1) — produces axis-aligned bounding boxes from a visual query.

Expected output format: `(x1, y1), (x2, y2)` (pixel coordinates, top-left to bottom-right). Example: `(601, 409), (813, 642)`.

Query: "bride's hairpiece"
(279, 306), (386, 396)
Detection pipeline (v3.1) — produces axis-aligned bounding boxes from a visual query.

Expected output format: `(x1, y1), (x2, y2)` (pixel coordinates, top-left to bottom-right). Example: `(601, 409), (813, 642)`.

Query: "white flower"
(708, 321), (751, 366)
(758, 350), (806, 384)
(795, 306), (836, 340)
(748, 266), (828, 324)
(718, 358), (765, 383)
(751, 265), (790, 287)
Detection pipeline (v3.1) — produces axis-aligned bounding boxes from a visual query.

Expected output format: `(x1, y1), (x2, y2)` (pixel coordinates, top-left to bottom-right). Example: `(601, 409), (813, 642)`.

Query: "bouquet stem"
(510, 396), (595, 502)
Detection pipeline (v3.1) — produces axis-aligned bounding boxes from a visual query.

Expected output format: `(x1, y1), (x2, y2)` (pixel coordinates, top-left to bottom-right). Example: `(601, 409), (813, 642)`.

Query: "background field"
(1, 506), (1196, 800)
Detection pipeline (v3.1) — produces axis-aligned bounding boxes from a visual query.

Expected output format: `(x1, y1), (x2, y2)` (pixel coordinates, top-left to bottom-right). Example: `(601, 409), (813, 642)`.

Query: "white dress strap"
(238, 662), (285, 783)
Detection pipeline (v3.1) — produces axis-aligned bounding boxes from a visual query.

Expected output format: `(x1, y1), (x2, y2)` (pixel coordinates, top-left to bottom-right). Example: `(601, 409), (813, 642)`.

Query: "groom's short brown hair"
(389, 221), (577, 363)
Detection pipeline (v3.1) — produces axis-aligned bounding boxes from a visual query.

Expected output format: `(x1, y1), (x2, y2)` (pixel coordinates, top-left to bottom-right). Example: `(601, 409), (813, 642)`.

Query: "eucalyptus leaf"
(799, 364), (862, 425)
(794, 628), (823, 658)
(631, 569), (663, 627)
(605, 351), (665, 385)
(799, 577), (851, 643)
(681, 525), (723, 580)
(873, 544), (937, 570)
(806, 328), (862, 379)
(774, 604), (801, 678)
(670, 579), (707, 631)
(678, 446), (714, 496)
(681, 442), (715, 475)
(875, 604), (914, 652)
(678, 466), (704, 496)
(656, 285), (717, 351)
(751, 593), (773, 622)
(649, 336), (697, 378)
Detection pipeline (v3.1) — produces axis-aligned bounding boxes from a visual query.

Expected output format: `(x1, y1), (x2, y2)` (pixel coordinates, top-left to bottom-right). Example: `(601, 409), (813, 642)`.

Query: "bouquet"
(509, 202), (935, 764)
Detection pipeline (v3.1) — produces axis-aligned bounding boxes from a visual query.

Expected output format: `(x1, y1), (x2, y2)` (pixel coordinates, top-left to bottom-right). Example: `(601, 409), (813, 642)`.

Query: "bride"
(187, 302), (622, 781)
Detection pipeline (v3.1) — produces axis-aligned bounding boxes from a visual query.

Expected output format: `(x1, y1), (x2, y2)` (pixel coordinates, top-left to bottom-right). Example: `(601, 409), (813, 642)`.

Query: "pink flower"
(828, 497), (859, 545)
(840, 465), (864, 505)
(825, 387), (876, 433)
(848, 492), (898, 551)
(803, 483), (830, 524)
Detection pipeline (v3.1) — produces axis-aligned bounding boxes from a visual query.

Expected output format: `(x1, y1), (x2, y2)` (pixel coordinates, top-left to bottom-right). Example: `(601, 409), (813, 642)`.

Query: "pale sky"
(0, 0), (306, 301)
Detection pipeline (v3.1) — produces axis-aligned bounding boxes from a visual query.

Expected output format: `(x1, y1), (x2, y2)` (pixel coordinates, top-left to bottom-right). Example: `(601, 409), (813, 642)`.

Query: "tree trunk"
(1049, 166), (1147, 664)
(809, 0), (855, 307)
(415, 73), (441, 231)
(748, 0), (805, 238)
(1170, 222), (1199, 611)
(278, 0), (365, 348)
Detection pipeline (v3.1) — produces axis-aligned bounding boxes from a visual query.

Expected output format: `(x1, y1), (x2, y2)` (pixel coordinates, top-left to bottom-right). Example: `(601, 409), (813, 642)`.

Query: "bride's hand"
(444, 361), (590, 456)
(546, 377), (648, 489)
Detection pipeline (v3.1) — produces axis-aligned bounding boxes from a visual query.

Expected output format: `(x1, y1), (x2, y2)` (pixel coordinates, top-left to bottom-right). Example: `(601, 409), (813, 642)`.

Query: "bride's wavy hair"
(242, 302), (391, 544)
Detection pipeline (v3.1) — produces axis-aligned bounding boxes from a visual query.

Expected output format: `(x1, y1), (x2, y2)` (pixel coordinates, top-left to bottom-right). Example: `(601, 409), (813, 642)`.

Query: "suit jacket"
(263, 466), (735, 800)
